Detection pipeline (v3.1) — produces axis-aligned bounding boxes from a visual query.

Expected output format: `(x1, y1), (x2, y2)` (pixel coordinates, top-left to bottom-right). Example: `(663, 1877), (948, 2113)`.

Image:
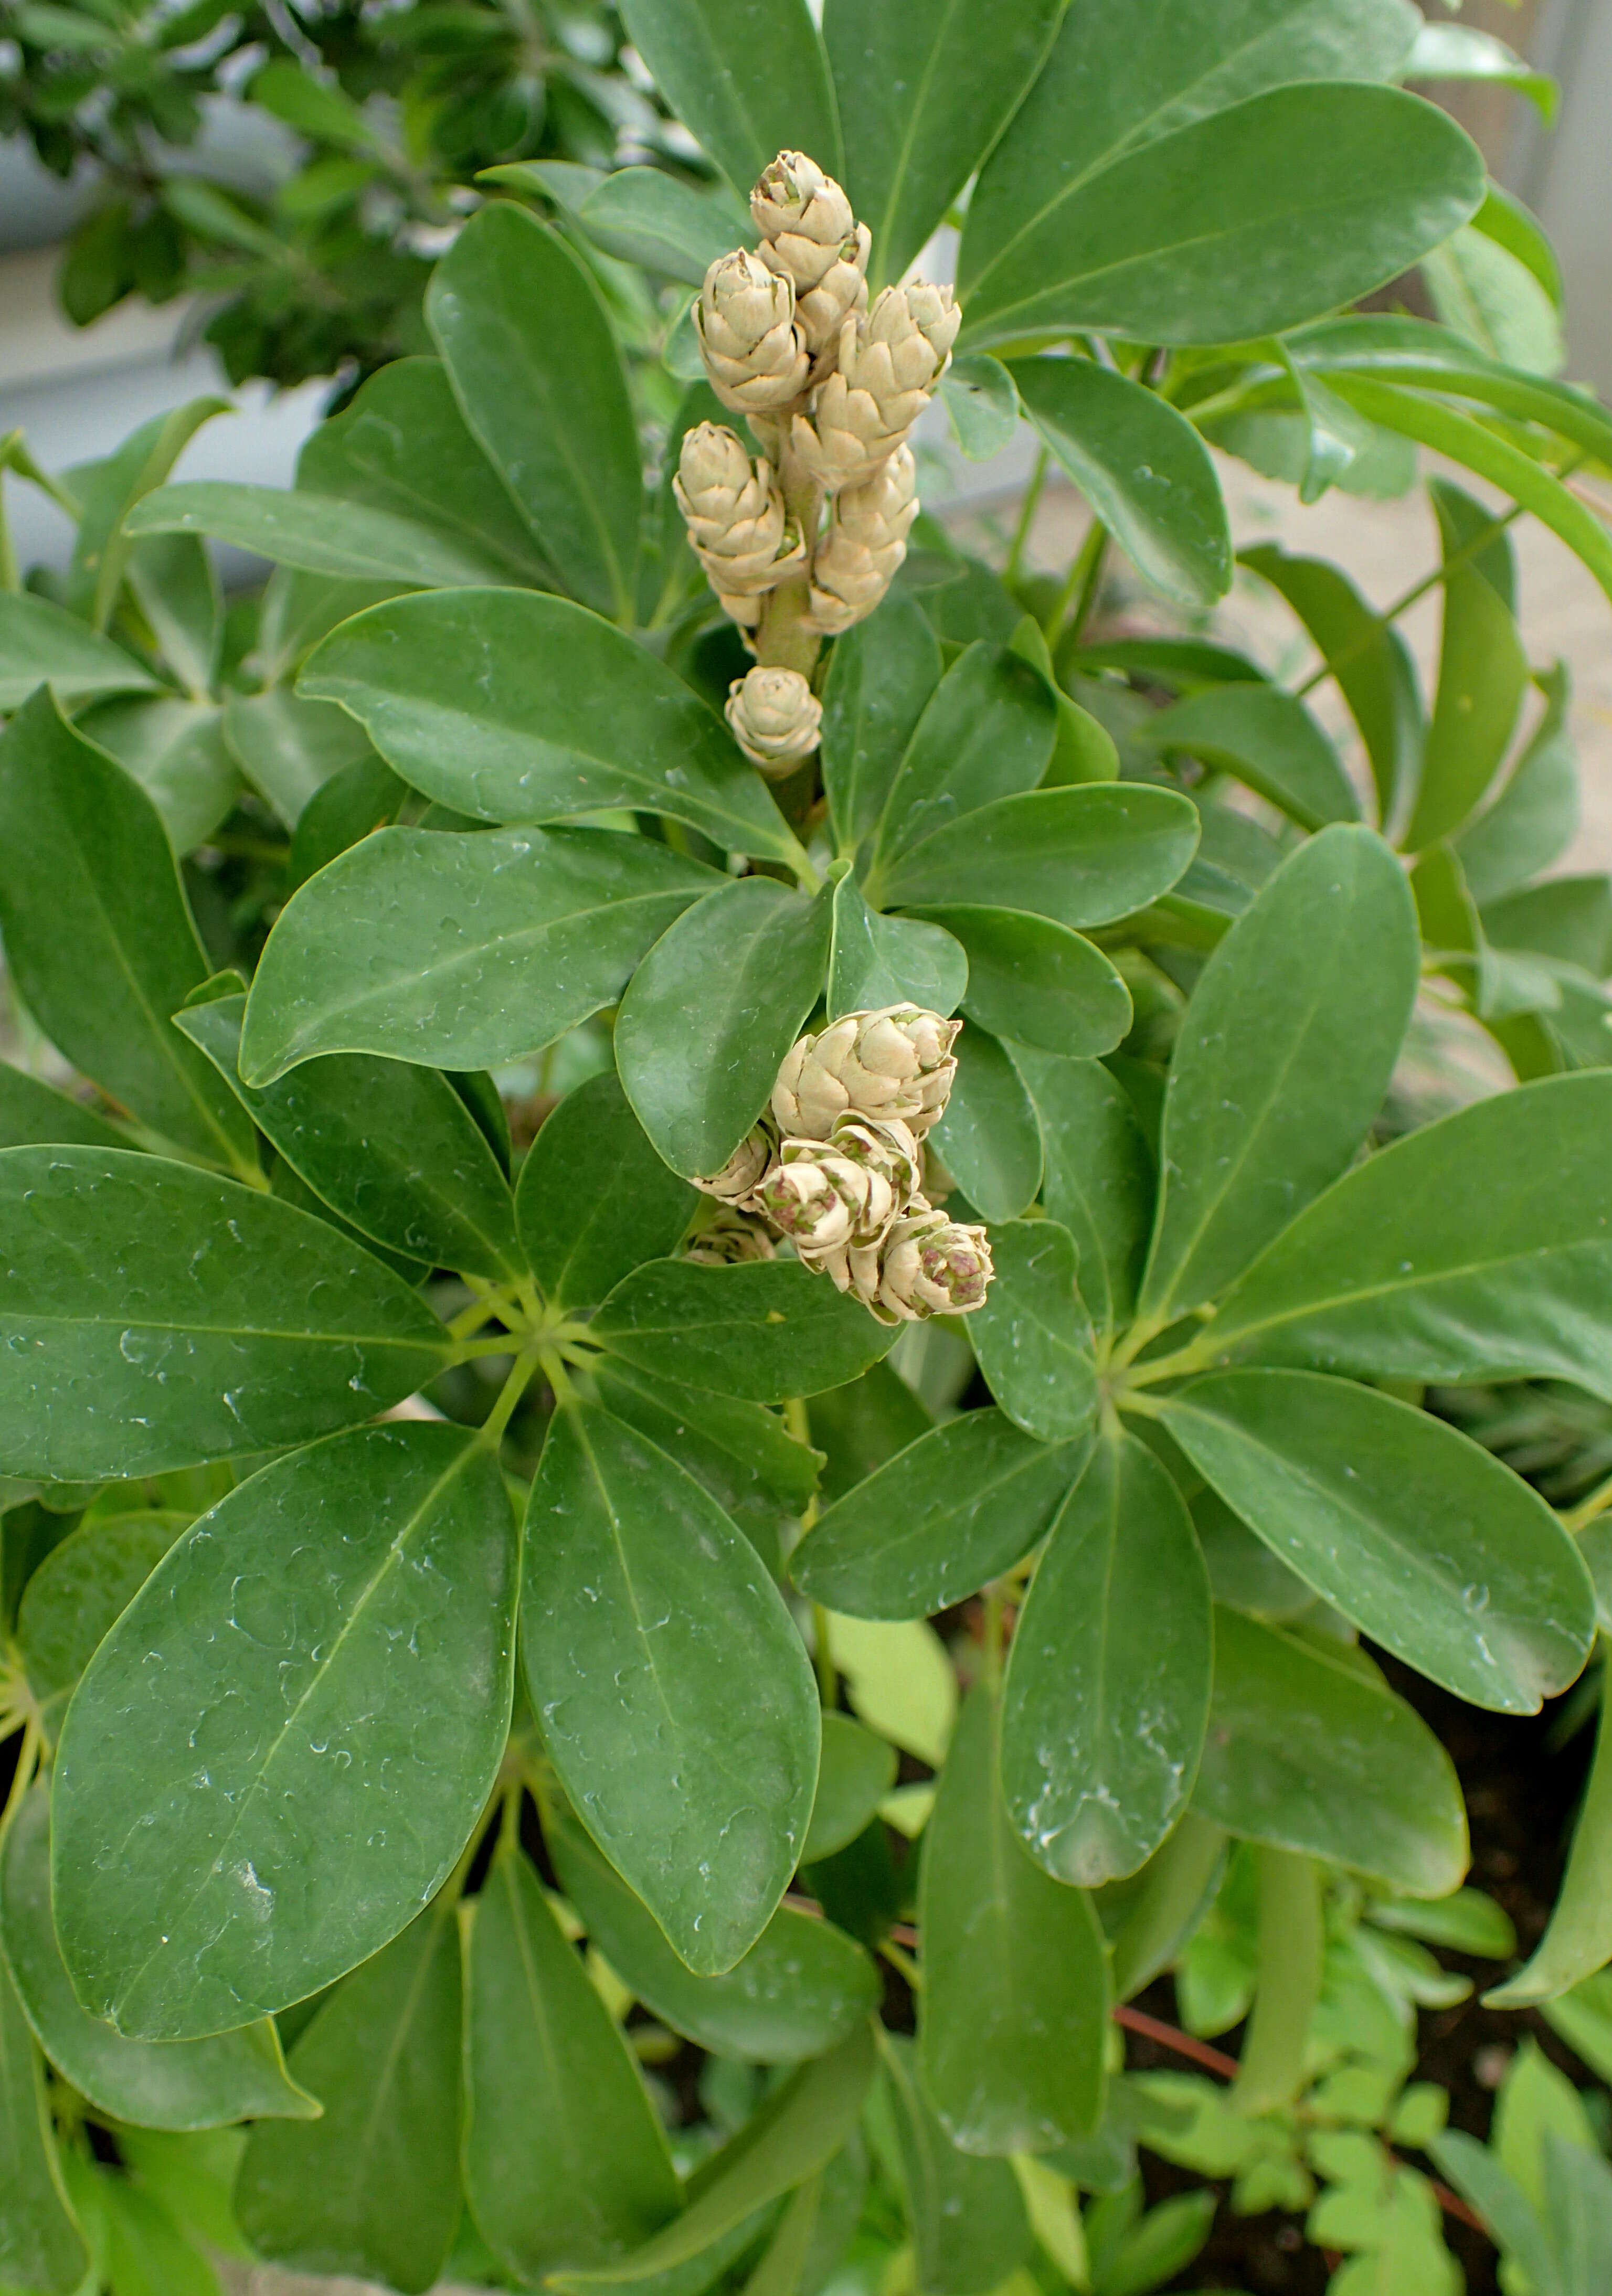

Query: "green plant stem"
(1044, 516), (1109, 646)
(879, 1938), (922, 1990)
(982, 1585), (1006, 1694)
(1564, 1471), (1612, 1534)
(1005, 444), (1049, 586)
(448, 1293), (512, 1344)
(0, 1717), (40, 1843)
(479, 1349), (540, 1447)
(538, 1345), (579, 1410)
(811, 1603), (836, 1708)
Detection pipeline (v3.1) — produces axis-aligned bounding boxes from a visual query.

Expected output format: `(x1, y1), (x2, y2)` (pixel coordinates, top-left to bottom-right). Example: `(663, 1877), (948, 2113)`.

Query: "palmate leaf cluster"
(3, 3), (1612, 2293)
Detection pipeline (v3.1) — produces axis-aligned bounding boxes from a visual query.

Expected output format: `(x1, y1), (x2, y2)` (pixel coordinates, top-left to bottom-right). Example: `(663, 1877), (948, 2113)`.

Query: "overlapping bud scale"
(725, 666), (823, 774)
(674, 424), (804, 620)
(696, 249), (811, 413)
(773, 1006), (960, 1141)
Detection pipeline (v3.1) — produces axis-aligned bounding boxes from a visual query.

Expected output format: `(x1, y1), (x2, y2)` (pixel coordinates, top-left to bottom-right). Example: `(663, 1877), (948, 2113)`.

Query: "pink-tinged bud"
(771, 1007), (960, 1140)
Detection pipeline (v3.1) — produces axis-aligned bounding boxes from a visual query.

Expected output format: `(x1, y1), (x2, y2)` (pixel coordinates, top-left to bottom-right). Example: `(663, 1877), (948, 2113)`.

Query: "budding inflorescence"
(677, 150), (958, 777)
(691, 1006), (994, 1324)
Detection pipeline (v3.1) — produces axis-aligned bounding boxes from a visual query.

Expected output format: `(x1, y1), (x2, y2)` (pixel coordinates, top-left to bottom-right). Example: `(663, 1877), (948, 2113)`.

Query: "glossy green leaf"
(1002, 1431), (1212, 1884)
(0, 1952), (89, 2296)
(517, 1072), (698, 1309)
(875, 784), (1200, 930)
(17, 1511), (183, 1707)
(242, 826), (718, 1083)
(0, 1062), (130, 1156)
(616, 877), (832, 1179)
(523, 1406), (818, 1974)
(78, 696), (239, 856)
(1405, 486), (1530, 850)
(465, 1843), (679, 2279)
(68, 392), (230, 633)
(938, 356), (1022, 463)
(879, 2032), (1033, 2296)
(53, 1423), (515, 2036)
(1205, 1071), (1612, 1397)
(296, 354), (556, 590)
(90, 2161), (224, 2296)
(826, 876), (967, 1024)
(1230, 1848), (1323, 2116)
(1107, 1813), (1228, 2002)
(820, 592), (943, 856)
(829, 1615), (957, 1769)
(591, 1359), (819, 1568)
(222, 689), (374, 832)
(1192, 1608), (1468, 1895)
(1013, 1051), (1154, 1341)
(804, 1715), (899, 1862)
(426, 205), (640, 619)
(1013, 358), (1231, 608)
(549, 1806), (879, 2060)
(1137, 825), (1418, 1326)
(1138, 685), (1359, 831)
(235, 1905), (462, 2294)
(576, 167), (749, 285)
(791, 1410), (1084, 1620)
(0, 1148), (446, 1479)
(960, 82), (1480, 348)
(0, 691), (253, 1171)
(1487, 1664), (1612, 2006)
(871, 643), (1058, 876)
(595, 1258), (896, 1404)
(920, 1685), (1109, 2154)
(967, 1219), (1097, 1444)
(177, 994), (521, 1279)
(125, 481), (511, 587)
(617, 0), (840, 194)
(300, 590), (796, 860)
(1163, 1369), (1594, 1713)
(0, 1790), (316, 2133)
(919, 906), (1131, 1059)
(1455, 665), (1577, 905)
(825, 0), (1062, 288)
(808, 1360), (934, 1506)
(0, 591), (157, 710)
(929, 1027), (1043, 1223)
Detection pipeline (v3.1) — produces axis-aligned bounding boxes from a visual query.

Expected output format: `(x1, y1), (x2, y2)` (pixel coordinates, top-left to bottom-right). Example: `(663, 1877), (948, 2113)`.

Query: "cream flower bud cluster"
(693, 1007), (994, 1324)
(680, 147), (959, 735)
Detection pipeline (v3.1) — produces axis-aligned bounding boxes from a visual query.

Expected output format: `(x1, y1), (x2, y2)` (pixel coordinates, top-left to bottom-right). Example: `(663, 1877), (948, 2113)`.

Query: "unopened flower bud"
(758, 1114), (921, 1265)
(725, 666), (822, 773)
(750, 153), (871, 360)
(674, 422), (805, 601)
(684, 1207), (776, 1266)
(789, 282), (960, 489)
(696, 249), (811, 413)
(871, 1204), (994, 1323)
(694, 1117), (777, 1206)
(807, 443), (918, 635)
(772, 1006), (960, 1140)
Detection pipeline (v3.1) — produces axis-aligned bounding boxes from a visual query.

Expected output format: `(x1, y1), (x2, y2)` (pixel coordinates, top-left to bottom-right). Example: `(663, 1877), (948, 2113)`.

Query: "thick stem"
(1044, 515), (1109, 647)
(755, 450), (826, 678)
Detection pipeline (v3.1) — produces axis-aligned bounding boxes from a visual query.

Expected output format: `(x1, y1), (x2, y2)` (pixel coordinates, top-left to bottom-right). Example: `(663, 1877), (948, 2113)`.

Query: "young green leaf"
(1136, 824), (1418, 1327)
(826, 875), (968, 1024)
(874, 784), (1200, 929)
(0, 1790), (317, 2133)
(241, 826), (719, 1083)
(300, 590), (797, 860)
(522, 1406), (819, 1974)
(805, 1715), (899, 1862)
(920, 1684), (1109, 2154)
(1487, 1665), (1612, 2007)
(0, 691), (254, 1172)
(53, 1424), (516, 2037)
(930, 1028), (1044, 1224)
(517, 1072), (698, 1309)
(1405, 484), (1530, 849)
(870, 643), (1058, 875)
(548, 1806), (878, 2061)
(0, 1952), (91, 2296)
(593, 1258), (897, 1404)
(235, 1905), (462, 2294)
(17, 1510), (185, 1712)
(820, 592), (943, 856)
(966, 1219), (1098, 1445)
(791, 1410), (1085, 1620)
(79, 696), (239, 856)
(574, 167), (751, 285)
(1454, 664), (1577, 904)
(617, 0), (841, 194)
(1001, 1431), (1212, 1885)
(878, 2032), (1033, 2296)
(177, 994), (523, 1280)
(222, 689), (375, 832)
(914, 905), (1131, 1059)
(125, 481), (516, 589)
(591, 1358), (820, 1568)
(615, 877), (832, 1179)
(1013, 1051), (1154, 1341)
(464, 1843), (680, 2280)
(1136, 685), (1359, 831)
(1013, 357), (1232, 608)
(0, 1062), (131, 1155)
(829, 1616), (957, 1769)
(426, 205), (641, 620)
(0, 590), (158, 710)
(1162, 1368), (1594, 1713)
(1193, 1608), (1468, 1896)
(1106, 1814), (1228, 2003)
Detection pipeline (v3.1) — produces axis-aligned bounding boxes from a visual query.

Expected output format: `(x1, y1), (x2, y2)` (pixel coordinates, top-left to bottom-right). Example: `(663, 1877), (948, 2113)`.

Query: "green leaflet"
(592, 1259), (897, 1405)
(0, 691), (254, 1173)
(826, 877), (968, 1025)
(1136, 685), (1359, 831)
(1162, 1369), (1594, 1713)
(65, 392), (230, 632)
(235, 1905), (463, 2294)
(0, 1790), (317, 2133)
(16, 1512), (184, 1710)
(617, 0), (840, 195)
(464, 1844), (680, 2279)
(1454, 664), (1578, 904)
(869, 643), (1057, 877)
(80, 695), (239, 856)
(967, 1218), (1097, 1445)
(1202, 1070), (1612, 1397)
(0, 1147), (447, 1480)
(517, 1072), (699, 1309)
(805, 1716), (899, 1863)
(574, 167), (751, 285)
(791, 1410), (1085, 1620)
(1192, 1608), (1468, 1896)
(52, 1424), (516, 2038)
(824, 0), (1063, 289)
(919, 1685), (1109, 2155)
(590, 1359), (821, 1570)
(549, 1806), (879, 2061)
(1012, 357), (1232, 608)
(426, 205), (641, 620)
(300, 589), (796, 860)
(878, 2032), (1033, 2296)
(0, 1061), (130, 1155)
(1001, 1431), (1212, 1886)
(615, 877), (833, 1179)
(79, 2156), (224, 2296)
(914, 905), (1132, 1060)
(522, 1406), (819, 1975)
(1230, 1848), (1324, 2115)
(1136, 825), (1419, 1326)
(928, 1026), (1043, 1225)
(177, 994), (523, 1280)
(1405, 481), (1530, 850)
(0, 1952), (90, 2296)
(1106, 1814), (1229, 2003)
(549, 2025), (875, 2292)
(820, 592), (943, 857)
(1013, 1051), (1154, 1342)
(1487, 1663), (1612, 2006)
(0, 590), (157, 710)
(222, 689), (375, 832)
(873, 784), (1200, 929)
(938, 356), (1023, 464)
(808, 1360), (934, 1506)
(124, 480), (513, 589)
(241, 826), (719, 1083)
